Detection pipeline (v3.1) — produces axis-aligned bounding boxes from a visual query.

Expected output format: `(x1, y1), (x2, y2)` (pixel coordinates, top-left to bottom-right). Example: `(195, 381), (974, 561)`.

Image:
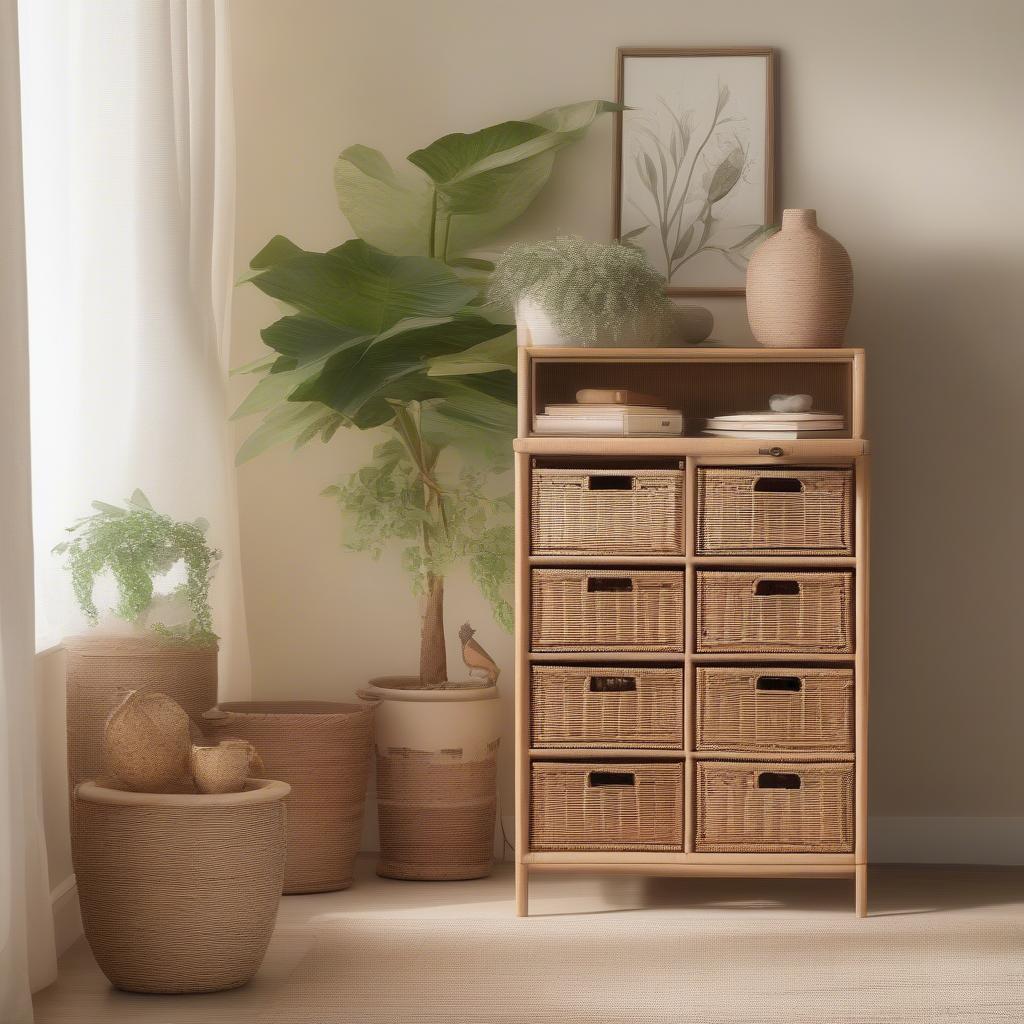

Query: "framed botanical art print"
(614, 47), (776, 296)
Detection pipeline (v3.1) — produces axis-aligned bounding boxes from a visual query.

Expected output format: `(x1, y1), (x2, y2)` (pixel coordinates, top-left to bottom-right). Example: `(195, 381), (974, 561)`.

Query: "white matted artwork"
(615, 48), (776, 296)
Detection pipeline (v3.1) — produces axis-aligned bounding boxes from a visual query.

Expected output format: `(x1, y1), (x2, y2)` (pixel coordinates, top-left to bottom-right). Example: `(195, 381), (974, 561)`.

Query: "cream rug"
(255, 913), (1024, 1024)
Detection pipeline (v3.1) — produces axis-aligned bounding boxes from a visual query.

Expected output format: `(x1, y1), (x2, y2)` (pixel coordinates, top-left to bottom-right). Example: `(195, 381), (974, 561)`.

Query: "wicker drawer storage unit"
(514, 347), (869, 916)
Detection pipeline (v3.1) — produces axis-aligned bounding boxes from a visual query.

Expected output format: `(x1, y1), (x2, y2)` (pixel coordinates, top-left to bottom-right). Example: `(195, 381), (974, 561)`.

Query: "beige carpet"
(253, 913), (1024, 1024)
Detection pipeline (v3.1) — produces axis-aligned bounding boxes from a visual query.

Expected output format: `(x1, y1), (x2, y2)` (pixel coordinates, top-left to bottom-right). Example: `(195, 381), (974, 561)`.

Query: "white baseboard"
(868, 816), (1024, 865)
(51, 875), (82, 955)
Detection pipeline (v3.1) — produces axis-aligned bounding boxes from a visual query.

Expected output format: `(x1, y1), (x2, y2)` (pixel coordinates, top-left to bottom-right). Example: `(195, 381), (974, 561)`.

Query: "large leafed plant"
(236, 101), (616, 685)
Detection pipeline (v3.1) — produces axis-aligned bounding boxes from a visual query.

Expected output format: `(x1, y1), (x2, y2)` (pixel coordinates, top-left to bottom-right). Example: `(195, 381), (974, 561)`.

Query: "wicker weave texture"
(73, 779), (288, 993)
(206, 702), (373, 894)
(531, 761), (683, 851)
(695, 760), (854, 852)
(696, 467), (853, 555)
(531, 468), (684, 555)
(531, 569), (685, 652)
(696, 571), (854, 653)
(531, 665), (683, 748)
(65, 636), (218, 800)
(376, 750), (497, 880)
(696, 667), (854, 752)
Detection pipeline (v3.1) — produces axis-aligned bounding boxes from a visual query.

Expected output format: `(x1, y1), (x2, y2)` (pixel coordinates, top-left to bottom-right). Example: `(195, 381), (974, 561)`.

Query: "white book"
(712, 410), (843, 422)
(535, 412), (684, 436)
(545, 403), (680, 418)
(705, 416), (845, 431)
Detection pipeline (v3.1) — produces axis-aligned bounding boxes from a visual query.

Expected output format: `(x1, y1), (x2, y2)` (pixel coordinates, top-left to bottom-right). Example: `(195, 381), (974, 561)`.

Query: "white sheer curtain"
(19, 0), (250, 696)
(2, 2), (58, 1020)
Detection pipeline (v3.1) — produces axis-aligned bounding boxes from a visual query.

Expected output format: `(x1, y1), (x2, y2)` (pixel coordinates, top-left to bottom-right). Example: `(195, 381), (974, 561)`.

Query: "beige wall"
(228, 0), (1024, 844)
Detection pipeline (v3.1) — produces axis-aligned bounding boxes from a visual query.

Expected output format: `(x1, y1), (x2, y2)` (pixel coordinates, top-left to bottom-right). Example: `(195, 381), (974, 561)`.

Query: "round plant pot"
(515, 296), (664, 348)
(203, 701), (375, 893)
(358, 677), (501, 881)
(65, 635), (218, 807)
(746, 208), (853, 348)
(73, 778), (289, 994)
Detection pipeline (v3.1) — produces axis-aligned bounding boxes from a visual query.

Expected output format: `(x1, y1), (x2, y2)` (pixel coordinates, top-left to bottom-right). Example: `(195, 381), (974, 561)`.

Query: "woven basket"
(65, 635), (218, 802)
(531, 468), (684, 555)
(73, 778), (289, 993)
(531, 569), (685, 652)
(204, 702), (374, 894)
(530, 761), (683, 851)
(695, 760), (854, 853)
(696, 667), (854, 752)
(696, 467), (853, 555)
(696, 571), (854, 653)
(531, 665), (683, 748)
(376, 750), (497, 880)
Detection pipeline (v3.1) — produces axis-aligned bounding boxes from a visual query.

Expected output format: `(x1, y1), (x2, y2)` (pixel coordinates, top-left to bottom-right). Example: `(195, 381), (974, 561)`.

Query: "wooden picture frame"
(614, 47), (777, 297)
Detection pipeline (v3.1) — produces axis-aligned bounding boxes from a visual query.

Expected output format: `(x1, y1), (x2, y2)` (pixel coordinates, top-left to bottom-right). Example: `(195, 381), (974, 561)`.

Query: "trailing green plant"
(235, 100), (616, 685)
(54, 490), (220, 644)
(489, 236), (673, 344)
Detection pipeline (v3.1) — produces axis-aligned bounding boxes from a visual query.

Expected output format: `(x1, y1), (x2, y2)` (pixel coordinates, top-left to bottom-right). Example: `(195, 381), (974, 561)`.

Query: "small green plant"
(488, 236), (673, 344)
(54, 490), (220, 644)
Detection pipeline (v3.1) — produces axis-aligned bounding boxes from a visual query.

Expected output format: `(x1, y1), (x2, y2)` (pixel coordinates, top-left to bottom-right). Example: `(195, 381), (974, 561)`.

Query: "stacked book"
(534, 389), (684, 437)
(703, 410), (845, 439)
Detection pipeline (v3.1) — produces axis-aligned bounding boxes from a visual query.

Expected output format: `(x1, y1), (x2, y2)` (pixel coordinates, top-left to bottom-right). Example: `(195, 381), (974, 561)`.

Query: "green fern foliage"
(489, 236), (673, 344)
(54, 490), (220, 644)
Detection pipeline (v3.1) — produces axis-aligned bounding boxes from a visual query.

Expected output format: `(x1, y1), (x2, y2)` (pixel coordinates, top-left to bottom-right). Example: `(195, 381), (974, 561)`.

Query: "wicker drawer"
(696, 571), (854, 653)
(697, 467), (853, 555)
(531, 569), (685, 652)
(532, 468), (684, 555)
(531, 761), (683, 851)
(696, 667), (854, 752)
(531, 666), (683, 748)
(695, 760), (854, 853)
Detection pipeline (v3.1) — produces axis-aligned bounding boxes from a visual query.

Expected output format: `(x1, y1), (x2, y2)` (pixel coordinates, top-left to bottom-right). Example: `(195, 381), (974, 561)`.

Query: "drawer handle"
(753, 476), (804, 494)
(589, 771), (636, 788)
(756, 675), (803, 693)
(587, 577), (634, 593)
(754, 579), (800, 597)
(757, 771), (802, 790)
(589, 676), (637, 693)
(588, 475), (632, 491)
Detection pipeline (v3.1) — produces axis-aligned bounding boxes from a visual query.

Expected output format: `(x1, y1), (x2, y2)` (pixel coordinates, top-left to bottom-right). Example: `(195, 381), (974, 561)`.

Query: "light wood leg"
(516, 862), (529, 917)
(855, 864), (867, 918)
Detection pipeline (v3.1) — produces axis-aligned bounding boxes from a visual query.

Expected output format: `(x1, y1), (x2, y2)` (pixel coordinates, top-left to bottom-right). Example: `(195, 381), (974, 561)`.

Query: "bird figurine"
(459, 622), (500, 686)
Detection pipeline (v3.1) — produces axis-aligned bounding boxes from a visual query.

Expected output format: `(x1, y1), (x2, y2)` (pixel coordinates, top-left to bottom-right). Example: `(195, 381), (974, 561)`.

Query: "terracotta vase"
(746, 209), (853, 348)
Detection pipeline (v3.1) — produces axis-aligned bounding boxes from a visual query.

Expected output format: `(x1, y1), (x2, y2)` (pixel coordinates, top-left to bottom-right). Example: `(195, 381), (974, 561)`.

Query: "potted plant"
(490, 235), (676, 346)
(235, 99), (616, 878)
(57, 490), (222, 801)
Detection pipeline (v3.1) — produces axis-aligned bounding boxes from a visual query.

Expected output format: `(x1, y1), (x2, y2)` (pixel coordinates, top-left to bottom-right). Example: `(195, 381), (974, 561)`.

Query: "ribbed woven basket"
(696, 571), (854, 653)
(531, 665), (683, 748)
(531, 468), (684, 555)
(204, 702), (374, 894)
(73, 778), (289, 993)
(65, 635), (218, 803)
(695, 760), (854, 852)
(376, 749), (498, 880)
(530, 761), (683, 851)
(531, 569), (685, 652)
(696, 467), (853, 555)
(696, 667), (854, 752)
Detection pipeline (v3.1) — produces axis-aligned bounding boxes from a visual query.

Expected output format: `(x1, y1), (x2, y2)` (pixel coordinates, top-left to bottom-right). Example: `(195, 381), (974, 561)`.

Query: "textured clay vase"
(746, 209), (853, 348)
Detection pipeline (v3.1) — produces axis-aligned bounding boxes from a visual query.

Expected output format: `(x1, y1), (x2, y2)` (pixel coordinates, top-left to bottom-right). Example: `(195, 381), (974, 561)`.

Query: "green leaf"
(90, 501), (126, 516)
(250, 234), (304, 271)
(619, 226), (648, 242)
(249, 239), (476, 332)
(236, 402), (328, 464)
(705, 142), (746, 205)
(448, 257), (495, 272)
(291, 316), (510, 421)
(426, 329), (516, 376)
(261, 315), (370, 367)
(334, 146), (433, 256)
(128, 489), (152, 510)
(231, 358), (325, 419)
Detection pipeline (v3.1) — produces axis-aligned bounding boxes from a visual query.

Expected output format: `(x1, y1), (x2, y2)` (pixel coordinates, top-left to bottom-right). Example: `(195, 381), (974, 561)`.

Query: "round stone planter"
(73, 778), (289, 994)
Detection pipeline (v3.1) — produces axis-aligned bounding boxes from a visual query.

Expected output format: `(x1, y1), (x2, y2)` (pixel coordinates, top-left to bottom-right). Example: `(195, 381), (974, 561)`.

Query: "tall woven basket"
(73, 778), (289, 994)
(204, 701), (374, 894)
(65, 635), (218, 804)
(359, 678), (501, 881)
